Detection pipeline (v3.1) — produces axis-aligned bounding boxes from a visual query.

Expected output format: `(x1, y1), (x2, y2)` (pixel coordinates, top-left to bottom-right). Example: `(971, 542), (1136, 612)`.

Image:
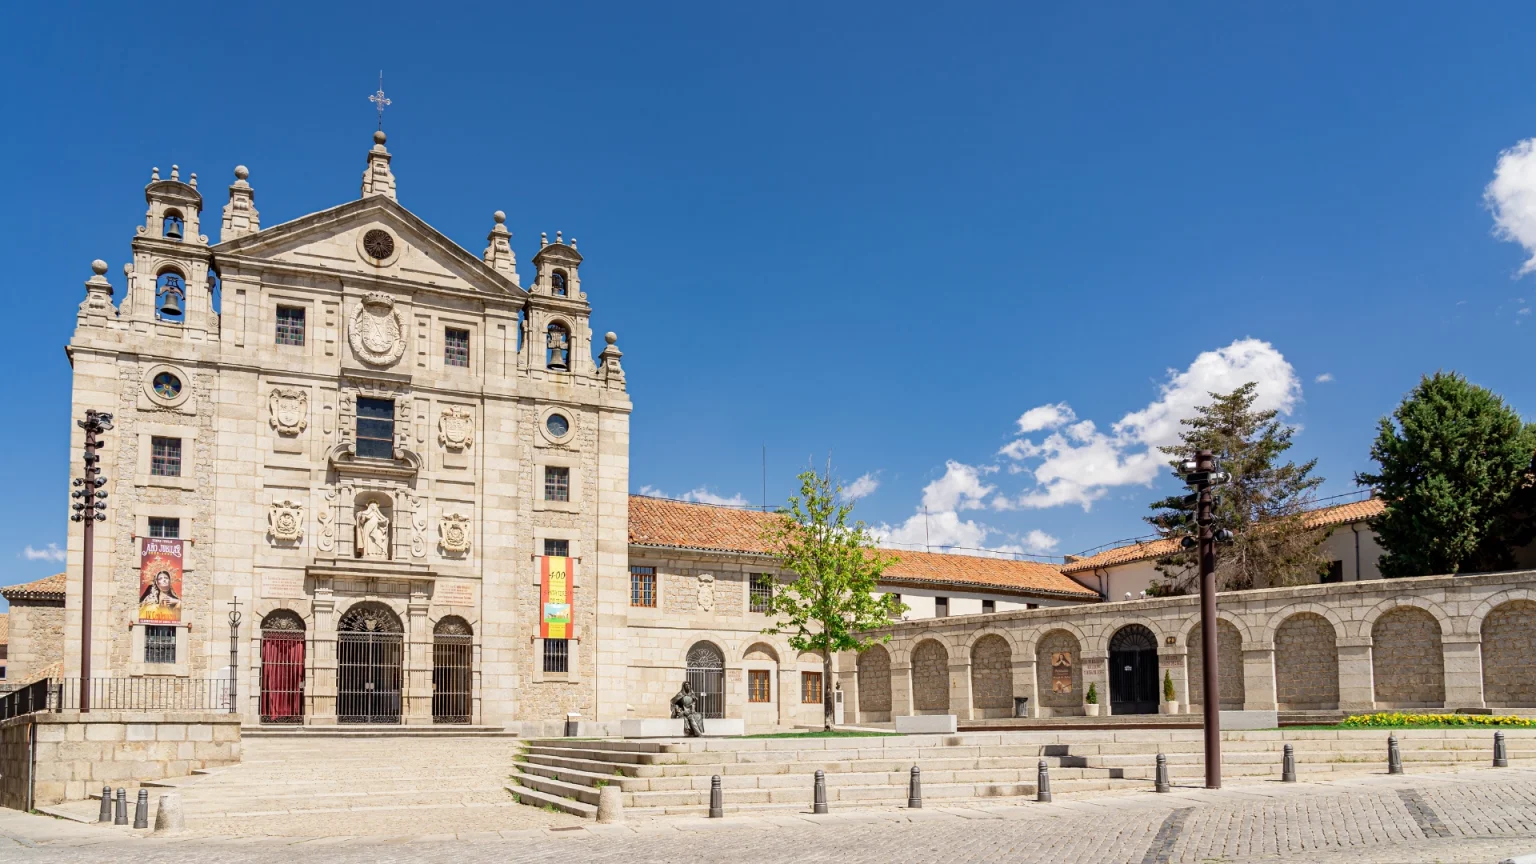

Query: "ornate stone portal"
(348, 292), (406, 367)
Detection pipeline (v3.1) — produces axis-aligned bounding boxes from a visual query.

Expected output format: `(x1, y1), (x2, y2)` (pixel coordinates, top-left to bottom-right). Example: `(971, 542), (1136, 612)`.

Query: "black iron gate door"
(1109, 625), (1160, 715)
(337, 631), (403, 723)
(432, 634), (472, 724)
(685, 642), (725, 719)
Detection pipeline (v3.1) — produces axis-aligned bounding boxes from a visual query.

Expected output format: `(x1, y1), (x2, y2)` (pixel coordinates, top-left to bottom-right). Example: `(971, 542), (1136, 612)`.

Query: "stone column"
(405, 592), (431, 725)
(1336, 637), (1376, 711)
(1241, 644), (1278, 710)
(836, 653), (859, 722)
(1442, 635), (1485, 709)
(1080, 652), (1108, 715)
(1158, 648), (1187, 714)
(948, 660), (973, 720)
(890, 662), (914, 717)
(310, 586), (337, 725)
(1012, 658), (1038, 718)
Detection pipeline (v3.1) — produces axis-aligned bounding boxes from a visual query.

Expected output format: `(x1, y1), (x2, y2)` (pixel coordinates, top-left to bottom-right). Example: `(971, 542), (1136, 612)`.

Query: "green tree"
(762, 467), (905, 730)
(1356, 372), (1536, 577)
(1146, 383), (1328, 593)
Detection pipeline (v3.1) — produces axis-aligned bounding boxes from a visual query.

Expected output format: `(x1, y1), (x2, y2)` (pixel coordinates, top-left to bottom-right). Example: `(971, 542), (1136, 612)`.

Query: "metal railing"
(53, 677), (236, 712)
(0, 678), (55, 720)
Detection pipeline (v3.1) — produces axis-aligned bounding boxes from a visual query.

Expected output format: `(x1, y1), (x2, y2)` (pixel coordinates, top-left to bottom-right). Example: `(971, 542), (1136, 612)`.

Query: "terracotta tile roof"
(1, 573), (66, 602)
(628, 495), (1098, 599)
(1061, 497), (1386, 575)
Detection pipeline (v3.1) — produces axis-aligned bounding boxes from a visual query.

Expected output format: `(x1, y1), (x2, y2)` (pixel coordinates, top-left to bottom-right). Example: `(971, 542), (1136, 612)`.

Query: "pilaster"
(1442, 635), (1485, 709)
(1241, 644), (1278, 711)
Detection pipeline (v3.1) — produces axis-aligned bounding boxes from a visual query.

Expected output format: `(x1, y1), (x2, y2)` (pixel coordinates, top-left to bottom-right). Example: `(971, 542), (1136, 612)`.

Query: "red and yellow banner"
(138, 538), (184, 623)
(540, 555), (573, 639)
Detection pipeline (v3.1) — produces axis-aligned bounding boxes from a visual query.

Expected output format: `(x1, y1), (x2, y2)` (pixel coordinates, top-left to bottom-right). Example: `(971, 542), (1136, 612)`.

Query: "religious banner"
(138, 537), (184, 623)
(1051, 651), (1074, 694)
(539, 555), (573, 639)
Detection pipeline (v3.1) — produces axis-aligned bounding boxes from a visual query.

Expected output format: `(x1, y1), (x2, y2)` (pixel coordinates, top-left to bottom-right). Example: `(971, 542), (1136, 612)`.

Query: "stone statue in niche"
(356, 501), (390, 559)
(268, 499), (304, 542)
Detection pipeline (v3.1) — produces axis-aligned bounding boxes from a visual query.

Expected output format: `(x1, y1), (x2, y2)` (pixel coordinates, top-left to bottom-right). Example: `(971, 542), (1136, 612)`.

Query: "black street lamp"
(72, 409), (113, 712)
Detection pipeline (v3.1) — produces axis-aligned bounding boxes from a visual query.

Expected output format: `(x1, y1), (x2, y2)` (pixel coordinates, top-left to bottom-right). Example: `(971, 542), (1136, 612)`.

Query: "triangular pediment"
(212, 196), (525, 300)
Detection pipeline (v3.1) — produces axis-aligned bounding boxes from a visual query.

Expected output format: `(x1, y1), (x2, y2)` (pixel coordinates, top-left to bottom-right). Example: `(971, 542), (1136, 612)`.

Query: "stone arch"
(911, 639), (950, 713)
(260, 608), (306, 631)
(1180, 612), (1252, 648)
(1274, 612), (1340, 710)
(1357, 596), (1454, 640)
(1371, 606), (1445, 708)
(1468, 589), (1536, 638)
(433, 615), (473, 636)
(1018, 619), (1089, 659)
(970, 634), (1013, 717)
(743, 641), (780, 662)
(1093, 615), (1169, 656)
(338, 601), (403, 632)
(1262, 602), (1348, 646)
(856, 644), (892, 721)
(1482, 599), (1536, 708)
(686, 640), (726, 719)
(1187, 618), (1245, 710)
(1035, 628), (1083, 715)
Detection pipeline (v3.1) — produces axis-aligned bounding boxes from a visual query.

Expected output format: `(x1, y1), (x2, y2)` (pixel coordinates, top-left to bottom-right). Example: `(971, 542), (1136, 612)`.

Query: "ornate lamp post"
(71, 409), (113, 712)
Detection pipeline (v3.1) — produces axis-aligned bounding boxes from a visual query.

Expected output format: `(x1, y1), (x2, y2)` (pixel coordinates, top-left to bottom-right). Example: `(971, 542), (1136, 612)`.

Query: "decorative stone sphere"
(91, 259), (109, 276)
(374, 130), (387, 145)
(605, 331), (617, 345)
(493, 210), (506, 224)
(234, 165), (249, 180)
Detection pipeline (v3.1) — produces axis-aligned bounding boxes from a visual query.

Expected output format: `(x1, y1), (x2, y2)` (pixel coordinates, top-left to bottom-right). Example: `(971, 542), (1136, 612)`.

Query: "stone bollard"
(596, 784), (624, 824)
(708, 775), (724, 818)
(1036, 759), (1053, 803)
(98, 786), (112, 823)
(1388, 734), (1404, 775)
(113, 788), (127, 826)
(813, 769), (828, 815)
(133, 789), (149, 829)
(1282, 744), (1297, 783)
(1495, 731), (1509, 768)
(907, 766), (923, 809)
(153, 792), (185, 835)
(1154, 753), (1170, 793)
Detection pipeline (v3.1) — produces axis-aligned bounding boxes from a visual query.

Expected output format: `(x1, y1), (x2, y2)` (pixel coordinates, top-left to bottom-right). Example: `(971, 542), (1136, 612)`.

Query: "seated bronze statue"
(669, 681), (706, 737)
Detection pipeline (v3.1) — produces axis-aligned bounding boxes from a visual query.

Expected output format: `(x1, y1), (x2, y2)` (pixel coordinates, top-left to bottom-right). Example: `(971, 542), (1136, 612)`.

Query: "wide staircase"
(510, 728), (1536, 818)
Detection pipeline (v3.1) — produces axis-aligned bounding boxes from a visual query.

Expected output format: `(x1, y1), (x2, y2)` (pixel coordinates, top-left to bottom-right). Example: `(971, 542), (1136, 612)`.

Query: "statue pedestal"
(620, 718), (746, 738)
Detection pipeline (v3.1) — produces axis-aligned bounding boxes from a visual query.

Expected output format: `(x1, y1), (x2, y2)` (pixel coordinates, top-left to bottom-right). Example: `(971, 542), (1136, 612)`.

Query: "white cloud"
(844, 473), (880, 500)
(1315, 372), (1334, 383)
(1519, 307), (1532, 316)
(869, 462), (1055, 558)
(637, 484), (750, 507)
(21, 543), (65, 562)
(1486, 138), (1536, 275)
(1020, 530), (1059, 554)
(1015, 402), (1076, 433)
(920, 460), (994, 512)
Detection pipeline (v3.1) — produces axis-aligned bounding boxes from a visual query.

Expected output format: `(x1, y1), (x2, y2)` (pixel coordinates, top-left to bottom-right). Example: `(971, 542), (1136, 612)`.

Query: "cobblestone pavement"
(6, 767), (1536, 863)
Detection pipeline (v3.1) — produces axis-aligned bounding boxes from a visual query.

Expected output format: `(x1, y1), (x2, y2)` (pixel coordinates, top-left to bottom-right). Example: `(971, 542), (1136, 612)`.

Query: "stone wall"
(970, 634), (1012, 714)
(857, 645), (891, 719)
(1273, 612), (1341, 710)
(1371, 606), (1445, 707)
(5, 600), (64, 686)
(1188, 619), (1244, 709)
(910, 640), (949, 713)
(1482, 599), (1536, 708)
(0, 711), (241, 809)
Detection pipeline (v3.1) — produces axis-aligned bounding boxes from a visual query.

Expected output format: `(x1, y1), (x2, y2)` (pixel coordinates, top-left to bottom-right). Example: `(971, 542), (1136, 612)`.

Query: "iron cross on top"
(369, 71), (391, 129)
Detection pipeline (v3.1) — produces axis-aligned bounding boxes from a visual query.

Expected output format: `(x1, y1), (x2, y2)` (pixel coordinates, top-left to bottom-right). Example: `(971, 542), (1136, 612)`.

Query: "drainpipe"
(1350, 523), (1361, 581)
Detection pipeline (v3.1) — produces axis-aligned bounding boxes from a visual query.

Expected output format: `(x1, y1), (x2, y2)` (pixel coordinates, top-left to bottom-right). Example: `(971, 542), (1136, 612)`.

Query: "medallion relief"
(439, 512), (472, 555)
(438, 406), (475, 451)
(348, 291), (406, 367)
(268, 387), (309, 435)
(317, 489), (337, 552)
(268, 499), (305, 542)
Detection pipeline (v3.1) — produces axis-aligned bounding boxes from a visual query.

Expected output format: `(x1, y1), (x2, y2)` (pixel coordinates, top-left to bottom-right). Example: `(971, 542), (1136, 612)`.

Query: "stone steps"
(241, 726), (517, 738)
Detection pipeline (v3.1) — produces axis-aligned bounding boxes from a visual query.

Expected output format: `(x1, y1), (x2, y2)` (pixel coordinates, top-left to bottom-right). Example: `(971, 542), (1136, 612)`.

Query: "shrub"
(1163, 670), (1176, 703)
(1086, 682), (1098, 705)
(1340, 712), (1536, 728)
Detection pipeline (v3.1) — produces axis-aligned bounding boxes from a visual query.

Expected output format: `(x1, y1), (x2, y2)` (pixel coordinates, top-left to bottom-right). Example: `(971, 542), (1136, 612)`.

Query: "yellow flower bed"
(1340, 712), (1536, 728)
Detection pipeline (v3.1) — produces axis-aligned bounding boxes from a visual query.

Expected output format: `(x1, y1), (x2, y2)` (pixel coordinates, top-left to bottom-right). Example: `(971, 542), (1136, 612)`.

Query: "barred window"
(630, 566), (657, 608)
(748, 670), (771, 703)
(150, 436), (182, 477)
(276, 306), (305, 346)
(148, 517), (180, 539)
(543, 538), (569, 558)
(444, 327), (470, 368)
(543, 638), (569, 673)
(544, 466), (570, 502)
(356, 397), (395, 460)
(749, 574), (773, 613)
(801, 671), (823, 704)
(144, 625), (176, 664)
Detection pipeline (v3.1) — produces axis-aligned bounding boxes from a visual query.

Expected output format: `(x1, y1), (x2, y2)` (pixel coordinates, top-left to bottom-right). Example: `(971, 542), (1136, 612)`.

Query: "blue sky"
(3, 2), (1534, 602)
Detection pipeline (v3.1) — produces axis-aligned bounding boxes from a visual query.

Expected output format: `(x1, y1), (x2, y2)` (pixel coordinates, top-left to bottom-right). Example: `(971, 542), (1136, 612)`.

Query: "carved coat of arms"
(269, 499), (305, 542)
(268, 387), (309, 435)
(439, 512), (472, 555)
(697, 573), (715, 612)
(349, 292), (406, 366)
(438, 406), (475, 451)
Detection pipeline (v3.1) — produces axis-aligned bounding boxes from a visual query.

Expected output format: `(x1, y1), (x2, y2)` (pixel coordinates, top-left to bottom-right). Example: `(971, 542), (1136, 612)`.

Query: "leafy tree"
(762, 467), (905, 730)
(1356, 372), (1536, 576)
(1146, 383), (1328, 593)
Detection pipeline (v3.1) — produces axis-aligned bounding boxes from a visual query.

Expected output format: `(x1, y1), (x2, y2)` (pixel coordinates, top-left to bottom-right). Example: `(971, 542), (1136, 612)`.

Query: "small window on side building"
(543, 538), (569, 558)
(1321, 560), (1344, 584)
(148, 517), (181, 538)
(144, 625), (176, 664)
(748, 670), (771, 703)
(801, 671), (823, 704)
(749, 574), (773, 613)
(935, 596), (949, 618)
(544, 466), (570, 502)
(982, 599), (996, 614)
(542, 638), (568, 673)
(630, 566), (657, 608)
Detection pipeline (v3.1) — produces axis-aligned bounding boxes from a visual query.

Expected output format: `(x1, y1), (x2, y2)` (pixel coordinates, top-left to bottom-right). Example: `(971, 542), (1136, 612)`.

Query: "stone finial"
(189, 172), (198, 189)
(78, 259), (116, 327)
(481, 209), (519, 284)
(222, 164), (261, 243)
(151, 166), (160, 181)
(555, 230), (563, 245)
(540, 232), (548, 247)
(360, 131), (397, 200)
(571, 237), (578, 250)
(598, 330), (625, 387)
(170, 165), (179, 181)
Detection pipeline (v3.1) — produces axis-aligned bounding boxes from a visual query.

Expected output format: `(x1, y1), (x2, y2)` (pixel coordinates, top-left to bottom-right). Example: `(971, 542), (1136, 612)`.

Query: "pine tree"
(1356, 372), (1536, 577)
(1146, 383), (1327, 593)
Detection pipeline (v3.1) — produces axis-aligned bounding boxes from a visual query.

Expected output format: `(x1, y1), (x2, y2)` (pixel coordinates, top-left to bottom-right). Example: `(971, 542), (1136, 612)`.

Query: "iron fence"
(0, 678), (55, 720)
(55, 677), (235, 712)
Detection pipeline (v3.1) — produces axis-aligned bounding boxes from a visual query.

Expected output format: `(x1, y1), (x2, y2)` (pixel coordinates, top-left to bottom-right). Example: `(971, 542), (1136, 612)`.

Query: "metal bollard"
(113, 788), (127, 825)
(708, 775), (723, 818)
(907, 766), (923, 809)
(98, 786), (112, 823)
(1154, 752), (1170, 793)
(813, 769), (828, 814)
(1388, 734), (1404, 775)
(133, 789), (149, 829)
(1494, 731), (1509, 768)
(1036, 759), (1053, 803)
(1282, 744), (1296, 783)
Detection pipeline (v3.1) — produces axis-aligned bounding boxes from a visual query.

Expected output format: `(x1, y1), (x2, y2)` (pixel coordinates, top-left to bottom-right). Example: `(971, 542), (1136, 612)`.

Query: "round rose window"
(152, 371), (182, 399)
(362, 229), (395, 260)
(546, 413), (570, 437)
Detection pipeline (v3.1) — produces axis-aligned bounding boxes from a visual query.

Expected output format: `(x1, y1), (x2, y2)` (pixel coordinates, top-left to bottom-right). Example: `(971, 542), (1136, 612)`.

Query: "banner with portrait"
(539, 555), (573, 639)
(1051, 651), (1074, 694)
(139, 537), (184, 623)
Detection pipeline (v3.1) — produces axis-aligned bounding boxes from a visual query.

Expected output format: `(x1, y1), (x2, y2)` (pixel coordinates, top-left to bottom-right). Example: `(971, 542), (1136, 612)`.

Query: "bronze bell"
(158, 278), (184, 317)
(547, 351), (569, 372)
(164, 217), (183, 240)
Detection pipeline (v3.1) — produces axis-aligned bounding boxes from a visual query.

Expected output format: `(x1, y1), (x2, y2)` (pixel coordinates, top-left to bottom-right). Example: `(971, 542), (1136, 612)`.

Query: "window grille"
(276, 306), (305, 346)
(630, 566), (657, 608)
(150, 437), (182, 477)
(356, 397), (395, 460)
(148, 517), (180, 539)
(543, 638), (569, 673)
(543, 538), (569, 558)
(444, 327), (470, 368)
(544, 466), (570, 502)
(749, 574), (773, 613)
(144, 625), (176, 664)
(801, 671), (823, 704)
(748, 670), (771, 703)
(935, 596), (949, 618)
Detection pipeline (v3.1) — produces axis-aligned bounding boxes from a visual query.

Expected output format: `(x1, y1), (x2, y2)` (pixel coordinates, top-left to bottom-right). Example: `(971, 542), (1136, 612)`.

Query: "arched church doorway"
(432, 617), (473, 724)
(1108, 624), (1160, 715)
(259, 610), (305, 724)
(337, 602), (404, 724)
(686, 641), (725, 719)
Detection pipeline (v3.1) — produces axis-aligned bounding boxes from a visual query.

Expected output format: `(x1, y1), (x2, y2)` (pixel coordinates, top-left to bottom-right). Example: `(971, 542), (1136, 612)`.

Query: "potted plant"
(1160, 670), (1179, 715)
(1084, 682), (1100, 717)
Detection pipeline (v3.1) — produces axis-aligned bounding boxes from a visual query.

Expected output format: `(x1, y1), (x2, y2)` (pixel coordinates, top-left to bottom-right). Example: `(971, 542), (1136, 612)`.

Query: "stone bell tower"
(523, 232), (589, 375)
(124, 165), (217, 342)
